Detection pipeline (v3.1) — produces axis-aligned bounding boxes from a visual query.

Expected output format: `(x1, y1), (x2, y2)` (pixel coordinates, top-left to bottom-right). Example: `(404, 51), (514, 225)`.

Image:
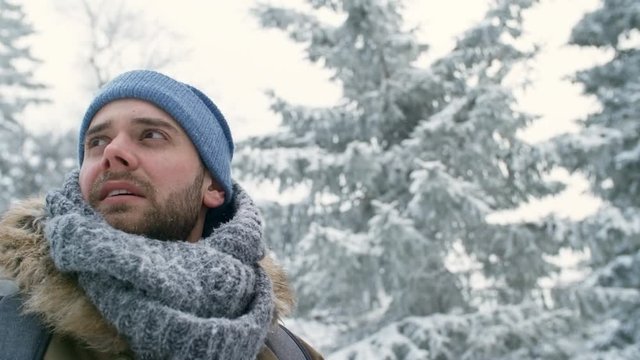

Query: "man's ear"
(202, 174), (225, 209)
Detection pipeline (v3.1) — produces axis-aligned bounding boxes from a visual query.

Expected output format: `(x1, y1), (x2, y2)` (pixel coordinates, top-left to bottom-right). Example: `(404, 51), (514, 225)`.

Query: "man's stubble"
(88, 169), (205, 241)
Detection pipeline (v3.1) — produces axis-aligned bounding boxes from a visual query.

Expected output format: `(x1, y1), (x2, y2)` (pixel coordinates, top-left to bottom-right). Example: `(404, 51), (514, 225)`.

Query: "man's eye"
(87, 137), (108, 148)
(142, 130), (166, 140)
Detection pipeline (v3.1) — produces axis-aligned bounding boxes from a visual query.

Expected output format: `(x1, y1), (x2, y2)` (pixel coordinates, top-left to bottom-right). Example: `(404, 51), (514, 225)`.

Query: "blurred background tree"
(72, 0), (185, 89)
(0, 0), (60, 212)
(236, 0), (578, 356)
(550, 0), (640, 357)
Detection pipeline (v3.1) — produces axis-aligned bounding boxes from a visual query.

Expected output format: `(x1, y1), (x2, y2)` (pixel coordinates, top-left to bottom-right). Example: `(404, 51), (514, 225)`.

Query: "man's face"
(79, 99), (224, 241)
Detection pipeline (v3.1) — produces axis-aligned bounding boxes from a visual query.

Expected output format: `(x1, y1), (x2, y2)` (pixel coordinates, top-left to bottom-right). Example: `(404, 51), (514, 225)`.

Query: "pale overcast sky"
(20, 0), (604, 219)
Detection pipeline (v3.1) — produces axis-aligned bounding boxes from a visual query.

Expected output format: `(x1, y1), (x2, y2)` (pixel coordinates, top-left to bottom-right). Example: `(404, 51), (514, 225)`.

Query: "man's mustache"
(89, 171), (155, 203)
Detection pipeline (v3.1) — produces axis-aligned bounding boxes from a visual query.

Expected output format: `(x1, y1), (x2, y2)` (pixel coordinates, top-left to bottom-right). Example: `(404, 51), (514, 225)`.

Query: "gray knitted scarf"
(44, 170), (274, 360)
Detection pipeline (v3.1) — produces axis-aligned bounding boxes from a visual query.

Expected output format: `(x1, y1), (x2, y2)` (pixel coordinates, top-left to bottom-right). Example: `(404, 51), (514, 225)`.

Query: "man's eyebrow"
(85, 118), (179, 138)
(132, 117), (179, 132)
(85, 120), (112, 139)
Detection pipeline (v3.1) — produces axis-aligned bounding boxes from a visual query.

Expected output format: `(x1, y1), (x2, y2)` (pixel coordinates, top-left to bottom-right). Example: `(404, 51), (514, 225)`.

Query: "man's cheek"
(78, 169), (94, 202)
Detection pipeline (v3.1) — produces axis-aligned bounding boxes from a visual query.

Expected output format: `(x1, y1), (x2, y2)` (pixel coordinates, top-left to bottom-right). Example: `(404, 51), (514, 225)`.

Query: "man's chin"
(100, 208), (146, 234)
(99, 202), (133, 213)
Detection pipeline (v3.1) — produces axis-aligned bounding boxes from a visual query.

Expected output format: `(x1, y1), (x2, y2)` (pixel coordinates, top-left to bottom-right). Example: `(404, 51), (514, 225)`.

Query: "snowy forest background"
(2, 0), (640, 358)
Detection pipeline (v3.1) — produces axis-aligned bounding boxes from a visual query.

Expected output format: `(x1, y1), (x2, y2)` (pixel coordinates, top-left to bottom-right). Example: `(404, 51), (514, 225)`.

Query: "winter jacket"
(0, 199), (323, 360)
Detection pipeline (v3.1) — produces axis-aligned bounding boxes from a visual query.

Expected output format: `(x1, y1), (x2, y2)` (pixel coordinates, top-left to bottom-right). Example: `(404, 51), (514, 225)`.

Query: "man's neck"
(186, 207), (208, 243)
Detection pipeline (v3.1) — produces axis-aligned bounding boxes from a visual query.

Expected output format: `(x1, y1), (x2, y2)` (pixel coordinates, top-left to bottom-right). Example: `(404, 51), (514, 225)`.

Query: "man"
(0, 70), (322, 359)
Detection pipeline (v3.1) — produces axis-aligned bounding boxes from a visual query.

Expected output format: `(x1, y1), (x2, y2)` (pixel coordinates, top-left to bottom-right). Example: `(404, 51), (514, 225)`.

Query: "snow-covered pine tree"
(238, 0), (564, 352)
(12, 129), (77, 202)
(0, 0), (48, 211)
(550, 0), (640, 356)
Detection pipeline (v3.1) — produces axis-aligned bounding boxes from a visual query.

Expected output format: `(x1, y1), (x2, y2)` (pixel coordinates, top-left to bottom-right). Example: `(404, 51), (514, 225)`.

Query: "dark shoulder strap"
(265, 324), (313, 360)
(0, 294), (52, 360)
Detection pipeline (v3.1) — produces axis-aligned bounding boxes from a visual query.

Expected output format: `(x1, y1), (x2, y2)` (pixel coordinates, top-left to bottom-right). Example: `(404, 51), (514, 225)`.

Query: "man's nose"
(101, 136), (139, 171)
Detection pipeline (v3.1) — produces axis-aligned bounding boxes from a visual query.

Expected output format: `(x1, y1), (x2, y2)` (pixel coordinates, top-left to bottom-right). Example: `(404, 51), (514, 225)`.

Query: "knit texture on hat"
(78, 70), (234, 204)
(44, 170), (274, 359)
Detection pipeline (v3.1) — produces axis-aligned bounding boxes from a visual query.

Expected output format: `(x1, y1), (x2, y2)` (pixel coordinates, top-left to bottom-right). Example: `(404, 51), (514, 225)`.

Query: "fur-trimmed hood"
(0, 198), (295, 354)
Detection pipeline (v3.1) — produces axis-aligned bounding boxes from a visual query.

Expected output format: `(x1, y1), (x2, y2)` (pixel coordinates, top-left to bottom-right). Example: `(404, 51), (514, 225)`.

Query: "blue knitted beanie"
(78, 70), (234, 204)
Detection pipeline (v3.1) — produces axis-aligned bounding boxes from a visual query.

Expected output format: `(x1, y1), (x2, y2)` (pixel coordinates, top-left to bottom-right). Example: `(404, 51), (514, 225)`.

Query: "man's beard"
(88, 169), (205, 241)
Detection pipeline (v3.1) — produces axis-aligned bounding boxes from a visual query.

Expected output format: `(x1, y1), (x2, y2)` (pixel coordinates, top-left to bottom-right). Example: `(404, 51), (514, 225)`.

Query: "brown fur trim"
(0, 198), (128, 353)
(0, 198), (296, 354)
(259, 255), (296, 319)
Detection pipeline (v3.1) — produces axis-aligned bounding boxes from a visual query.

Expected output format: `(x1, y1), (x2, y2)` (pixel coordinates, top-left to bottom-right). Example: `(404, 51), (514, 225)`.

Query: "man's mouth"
(107, 189), (135, 197)
(98, 181), (146, 201)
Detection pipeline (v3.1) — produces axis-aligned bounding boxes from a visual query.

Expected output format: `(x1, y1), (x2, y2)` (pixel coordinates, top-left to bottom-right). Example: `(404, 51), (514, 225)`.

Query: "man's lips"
(98, 181), (145, 201)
